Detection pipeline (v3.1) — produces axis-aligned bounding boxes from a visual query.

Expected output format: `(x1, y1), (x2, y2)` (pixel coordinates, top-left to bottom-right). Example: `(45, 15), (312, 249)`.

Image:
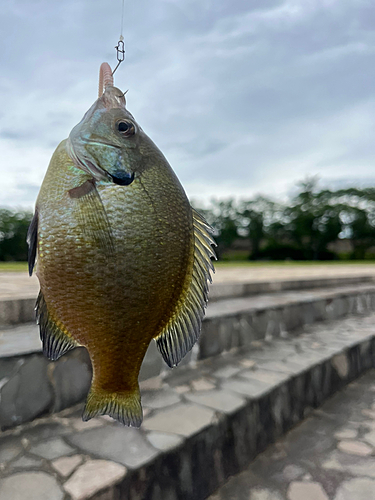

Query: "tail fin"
(82, 387), (143, 427)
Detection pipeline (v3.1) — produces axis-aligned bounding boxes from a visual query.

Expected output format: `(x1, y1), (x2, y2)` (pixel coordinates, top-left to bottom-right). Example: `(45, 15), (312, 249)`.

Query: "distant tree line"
(2, 179), (375, 262)
(193, 179), (375, 261)
(0, 209), (32, 261)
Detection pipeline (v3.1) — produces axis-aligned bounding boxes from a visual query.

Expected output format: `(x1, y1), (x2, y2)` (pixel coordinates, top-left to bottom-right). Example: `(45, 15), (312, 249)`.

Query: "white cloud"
(0, 0), (375, 208)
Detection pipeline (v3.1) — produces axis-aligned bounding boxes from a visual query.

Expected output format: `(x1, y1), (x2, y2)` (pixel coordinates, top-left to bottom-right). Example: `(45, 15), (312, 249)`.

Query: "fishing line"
(112, 0), (126, 76)
(120, 0), (125, 38)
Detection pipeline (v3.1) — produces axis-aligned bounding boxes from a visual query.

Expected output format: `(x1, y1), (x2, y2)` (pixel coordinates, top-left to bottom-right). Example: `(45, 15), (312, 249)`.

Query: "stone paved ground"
(208, 369), (375, 500)
(2, 264), (375, 299)
(0, 313), (374, 499)
(212, 264), (375, 284)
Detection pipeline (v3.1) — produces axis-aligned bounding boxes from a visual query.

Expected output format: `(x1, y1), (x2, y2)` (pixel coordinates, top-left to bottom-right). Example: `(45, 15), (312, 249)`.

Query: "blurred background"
(1, 0), (375, 264)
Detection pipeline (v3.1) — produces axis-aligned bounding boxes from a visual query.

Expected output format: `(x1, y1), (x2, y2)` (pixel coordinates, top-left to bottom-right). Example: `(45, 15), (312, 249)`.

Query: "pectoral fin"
(27, 209), (38, 277)
(36, 292), (79, 360)
(69, 179), (114, 254)
(155, 209), (217, 367)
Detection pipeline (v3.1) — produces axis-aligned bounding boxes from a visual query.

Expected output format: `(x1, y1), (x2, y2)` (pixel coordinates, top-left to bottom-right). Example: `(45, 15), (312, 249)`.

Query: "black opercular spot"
(111, 171), (135, 186)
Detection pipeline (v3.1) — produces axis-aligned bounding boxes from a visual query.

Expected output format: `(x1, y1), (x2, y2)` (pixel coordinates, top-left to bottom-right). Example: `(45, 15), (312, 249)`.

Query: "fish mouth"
(67, 138), (134, 185)
(109, 171), (135, 186)
(81, 139), (122, 150)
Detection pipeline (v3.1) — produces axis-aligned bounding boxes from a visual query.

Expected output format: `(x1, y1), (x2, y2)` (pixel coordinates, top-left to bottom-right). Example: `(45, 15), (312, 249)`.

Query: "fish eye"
(117, 121), (135, 137)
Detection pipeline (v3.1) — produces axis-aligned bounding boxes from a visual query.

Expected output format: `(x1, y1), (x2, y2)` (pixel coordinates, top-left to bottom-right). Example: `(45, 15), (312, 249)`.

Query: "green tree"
(286, 178), (342, 259)
(240, 196), (282, 259)
(208, 199), (239, 258)
(348, 209), (375, 259)
(0, 209), (33, 261)
(190, 199), (240, 259)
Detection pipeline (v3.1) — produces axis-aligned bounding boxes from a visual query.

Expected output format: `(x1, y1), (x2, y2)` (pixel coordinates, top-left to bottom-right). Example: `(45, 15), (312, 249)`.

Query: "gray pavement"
(208, 370), (375, 500)
(212, 264), (375, 284)
(2, 263), (375, 299)
(0, 312), (374, 499)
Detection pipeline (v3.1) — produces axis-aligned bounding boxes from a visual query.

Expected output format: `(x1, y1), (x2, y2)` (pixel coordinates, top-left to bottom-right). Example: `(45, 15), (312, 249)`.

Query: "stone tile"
(250, 489), (284, 500)
(283, 464), (305, 481)
(191, 378), (216, 391)
(174, 385), (190, 394)
(0, 355), (53, 429)
(51, 352), (91, 412)
(67, 426), (159, 469)
(256, 361), (295, 374)
(51, 454), (83, 477)
(21, 422), (69, 442)
(139, 341), (163, 381)
(143, 407), (151, 418)
(30, 438), (75, 460)
(141, 388), (181, 409)
(0, 471), (63, 500)
(287, 481), (329, 500)
(185, 389), (246, 414)
(239, 369), (290, 385)
(10, 456), (43, 469)
(334, 478), (375, 500)
(100, 415), (116, 423)
(334, 429), (357, 440)
(337, 440), (373, 456)
(221, 378), (271, 398)
(70, 417), (104, 432)
(346, 460), (375, 479)
(212, 365), (242, 379)
(146, 432), (183, 451)
(63, 459), (126, 500)
(362, 409), (375, 419)
(322, 454), (344, 471)
(139, 376), (163, 391)
(322, 449), (375, 478)
(0, 436), (23, 464)
(363, 430), (375, 448)
(143, 403), (215, 437)
(239, 359), (257, 369)
(303, 473), (313, 481)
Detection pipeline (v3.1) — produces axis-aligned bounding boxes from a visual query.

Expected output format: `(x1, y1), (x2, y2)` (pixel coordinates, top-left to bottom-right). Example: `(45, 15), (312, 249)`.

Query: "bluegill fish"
(28, 73), (216, 427)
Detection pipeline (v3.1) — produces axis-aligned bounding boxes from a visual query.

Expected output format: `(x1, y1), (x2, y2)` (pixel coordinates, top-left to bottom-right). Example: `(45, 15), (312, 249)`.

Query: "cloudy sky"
(1, 0), (374, 208)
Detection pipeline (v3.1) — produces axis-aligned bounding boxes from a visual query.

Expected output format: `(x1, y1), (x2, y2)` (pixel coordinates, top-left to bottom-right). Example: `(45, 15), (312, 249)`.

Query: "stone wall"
(1, 284), (375, 430)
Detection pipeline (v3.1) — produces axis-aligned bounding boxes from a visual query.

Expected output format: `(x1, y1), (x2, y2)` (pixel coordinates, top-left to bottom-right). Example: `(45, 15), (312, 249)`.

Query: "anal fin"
(36, 292), (79, 360)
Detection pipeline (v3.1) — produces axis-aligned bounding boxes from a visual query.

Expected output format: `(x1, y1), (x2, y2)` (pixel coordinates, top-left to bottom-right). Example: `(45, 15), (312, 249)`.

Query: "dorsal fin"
(155, 209), (217, 367)
(27, 209), (38, 276)
(36, 292), (79, 360)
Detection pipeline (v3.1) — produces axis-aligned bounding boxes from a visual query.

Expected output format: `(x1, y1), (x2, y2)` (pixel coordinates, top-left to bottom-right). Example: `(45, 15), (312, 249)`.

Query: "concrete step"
(1, 283), (375, 429)
(0, 313), (374, 500)
(209, 274), (374, 301)
(207, 369), (375, 500)
(0, 275), (373, 326)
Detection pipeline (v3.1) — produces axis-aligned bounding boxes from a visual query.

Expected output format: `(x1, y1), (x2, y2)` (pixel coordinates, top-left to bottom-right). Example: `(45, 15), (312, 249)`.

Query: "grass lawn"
(0, 262), (28, 272)
(215, 260), (375, 268)
(2, 260), (375, 273)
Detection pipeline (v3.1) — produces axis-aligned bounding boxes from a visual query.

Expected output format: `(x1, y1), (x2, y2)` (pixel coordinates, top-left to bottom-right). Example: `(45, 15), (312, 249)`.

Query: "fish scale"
(28, 85), (216, 426)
